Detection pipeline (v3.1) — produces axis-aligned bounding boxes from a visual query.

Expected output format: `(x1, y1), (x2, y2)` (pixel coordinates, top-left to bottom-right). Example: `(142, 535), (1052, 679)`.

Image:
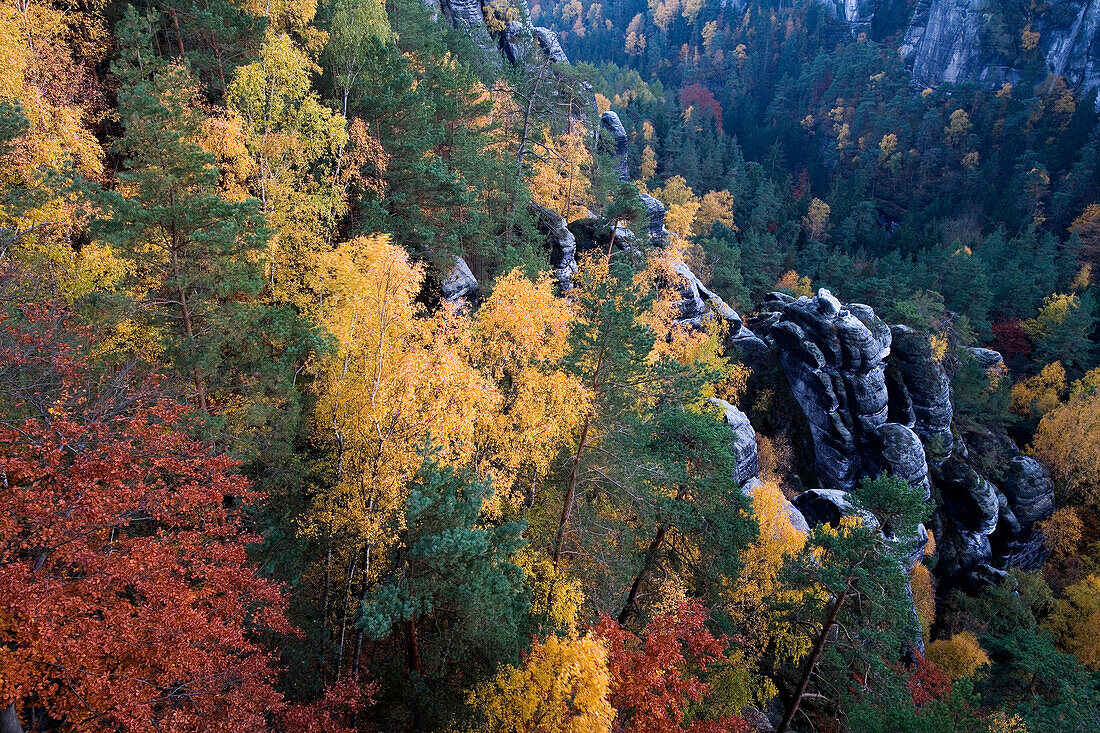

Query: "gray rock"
(710, 398), (760, 487)
(868, 423), (932, 502)
(441, 256), (478, 303)
(767, 290), (892, 491)
(900, 0), (1100, 105)
(792, 488), (855, 528)
(528, 201), (577, 289)
(935, 456), (999, 535)
(934, 516), (993, 581)
(600, 111), (630, 182)
(1001, 456), (1056, 529)
(968, 347), (1004, 370)
(821, 0), (875, 33)
(638, 193), (672, 244)
(889, 325), (954, 457)
(532, 26), (568, 63)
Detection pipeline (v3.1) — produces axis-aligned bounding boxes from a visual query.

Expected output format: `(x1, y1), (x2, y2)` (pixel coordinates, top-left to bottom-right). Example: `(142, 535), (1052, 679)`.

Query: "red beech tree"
(679, 85), (723, 132)
(595, 600), (749, 733)
(0, 306), (292, 732)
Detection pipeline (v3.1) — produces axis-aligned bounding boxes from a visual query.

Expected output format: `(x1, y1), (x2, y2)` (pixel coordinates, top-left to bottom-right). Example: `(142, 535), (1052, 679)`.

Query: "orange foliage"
(0, 308), (291, 732)
(595, 601), (750, 733)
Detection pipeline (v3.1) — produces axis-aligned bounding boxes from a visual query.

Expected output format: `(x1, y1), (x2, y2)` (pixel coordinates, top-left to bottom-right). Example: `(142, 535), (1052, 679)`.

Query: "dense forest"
(3, 0), (1100, 730)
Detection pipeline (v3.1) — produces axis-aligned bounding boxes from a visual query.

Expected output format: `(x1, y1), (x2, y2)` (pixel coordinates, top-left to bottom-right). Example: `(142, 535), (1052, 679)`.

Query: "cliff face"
(748, 290), (1055, 588)
(898, 0), (1100, 96)
(433, 0), (1057, 594)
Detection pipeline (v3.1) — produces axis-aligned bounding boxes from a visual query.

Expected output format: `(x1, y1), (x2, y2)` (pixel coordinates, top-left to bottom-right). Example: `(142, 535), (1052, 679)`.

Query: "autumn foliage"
(595, 601), (749, 733)
(0, 308), (288, 731)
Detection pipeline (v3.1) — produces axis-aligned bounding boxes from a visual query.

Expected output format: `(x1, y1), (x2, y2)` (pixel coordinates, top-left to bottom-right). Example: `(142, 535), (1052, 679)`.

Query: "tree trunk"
(553, 411), (591, 563)
(777, 585), (851, 733)
(618, 524), (668, 624)
(0, 704), (22, 733)
(406, 617), (422, 731)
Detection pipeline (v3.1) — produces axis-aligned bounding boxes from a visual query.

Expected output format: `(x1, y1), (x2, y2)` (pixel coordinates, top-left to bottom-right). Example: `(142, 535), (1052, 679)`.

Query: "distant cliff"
(823, 0), (1100, 99)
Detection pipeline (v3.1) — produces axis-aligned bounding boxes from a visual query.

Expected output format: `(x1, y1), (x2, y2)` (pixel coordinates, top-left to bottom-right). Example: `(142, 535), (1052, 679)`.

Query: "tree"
(358, 454), (529, 727)
(925, 633), (991, 681)
(471, 633), (615, 733)
(552, 256), (658, 562)
(1022, 292), (1098, 379)
(725, 480), (808, 677)
(774, 475), (929, 732)
(91, 10), (319, 470)
(1029, 377), (1100, 505)
(0, 307), (290, 732)
(595, 601), (750, 732)
(227, 30), (350, 306)
(1047, 575), (1100, 670)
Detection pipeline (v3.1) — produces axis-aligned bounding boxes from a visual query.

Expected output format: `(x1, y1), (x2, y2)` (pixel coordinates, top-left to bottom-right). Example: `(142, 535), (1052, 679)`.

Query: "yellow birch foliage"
(1046, 574), (1100, 670)
(695, 189), (736, 235)
(473, 269), (587, 501)
(1036, 506), (1083, 562)
(912, 563), (935, 646)
(1029, 380), (1100, 504)
(0, 2), (104, 184)
(925, 632), (990, 681)
(471, 634), (615, 733)
(306, 236), (498, 548)
(1011, 361), (1067, 417)
(727, 479), (808, 673)
(530, 124), (592, 221)
(652, 175), (700, 240)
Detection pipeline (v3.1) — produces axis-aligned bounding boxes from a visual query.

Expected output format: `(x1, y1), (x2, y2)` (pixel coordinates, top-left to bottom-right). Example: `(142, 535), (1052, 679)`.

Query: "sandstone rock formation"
(709, 397), (761, 488)
(600, 111), (630, 182)
(754, 290), (1055, 586)
(900, 0), (1100, 100)
(441, 256), (478, 303)
(768, 289), (892, 491)
(528, 201), (578, 288)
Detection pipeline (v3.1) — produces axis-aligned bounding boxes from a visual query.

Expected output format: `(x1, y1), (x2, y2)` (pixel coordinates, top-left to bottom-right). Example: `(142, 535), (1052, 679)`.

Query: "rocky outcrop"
(710, 398), (761, 488)
(823, 0), (874, 32)
(889, 326), (954, 457)
(964, 428), (1056, 570)
(528, 201), (578, 288)
(768, 289), (892, 491)
(441, 256), (478, 303)
(601, 111), (630, 182)
(532, 26), (568, 63)
(900, 0), (1100, 101)
(754, 289), (1057, 586)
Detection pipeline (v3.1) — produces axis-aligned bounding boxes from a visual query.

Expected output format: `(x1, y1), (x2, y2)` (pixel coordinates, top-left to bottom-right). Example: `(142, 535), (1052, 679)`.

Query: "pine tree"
(90, 8), (319, 473)
(775, 475), (930, 732)
(359, 452), (529, 727)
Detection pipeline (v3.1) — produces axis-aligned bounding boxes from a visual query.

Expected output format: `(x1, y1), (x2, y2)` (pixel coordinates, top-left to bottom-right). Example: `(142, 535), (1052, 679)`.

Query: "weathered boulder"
(441, 256), (478, 303)
(968, 347), (1005, 370)
(792, 488), (856, 528)
(532, 26), (568, 63)
(638, 192), (671, 243)
(767, 290), (891, 491)
(1001, 456), (1056, 529)
(567, 217), (636, 256)
(600, 111), (630, 182)
(935, 456), (1000, 535)
(962, 428), (1056, 569)
(868, 422), (932, 502)
(528, 201), (577, 288)
(889, 325), (954, 458)
(710, 398), (760, 488)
